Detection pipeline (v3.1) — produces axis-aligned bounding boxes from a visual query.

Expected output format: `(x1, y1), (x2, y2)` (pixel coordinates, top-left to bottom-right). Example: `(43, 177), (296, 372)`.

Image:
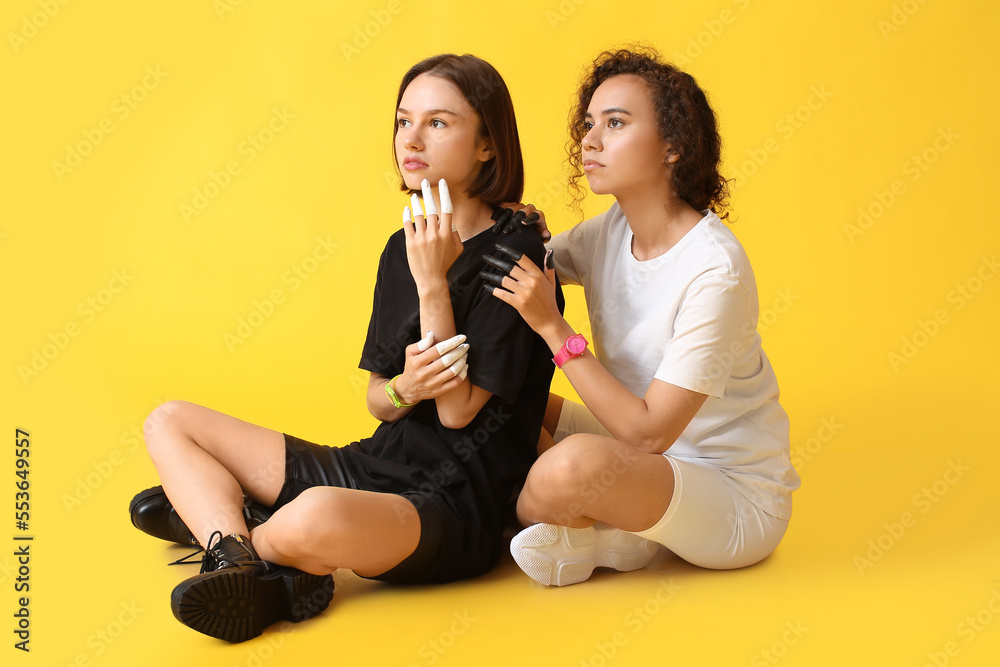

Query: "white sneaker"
(510, 522), (659, 586)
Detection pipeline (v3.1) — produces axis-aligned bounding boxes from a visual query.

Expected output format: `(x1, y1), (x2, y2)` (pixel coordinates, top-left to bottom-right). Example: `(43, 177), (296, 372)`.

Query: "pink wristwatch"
(553, 333), (588, 368)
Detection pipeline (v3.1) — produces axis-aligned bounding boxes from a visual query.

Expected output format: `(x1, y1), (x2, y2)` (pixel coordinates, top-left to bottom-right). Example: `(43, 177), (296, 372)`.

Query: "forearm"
(539, 320), (672, 453)
(366, 374), (416, 423)
(417, 280), (475, 426)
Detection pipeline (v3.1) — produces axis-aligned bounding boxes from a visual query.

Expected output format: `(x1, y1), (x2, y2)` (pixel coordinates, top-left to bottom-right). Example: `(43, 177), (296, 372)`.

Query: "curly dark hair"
(567, 47), (730, 220)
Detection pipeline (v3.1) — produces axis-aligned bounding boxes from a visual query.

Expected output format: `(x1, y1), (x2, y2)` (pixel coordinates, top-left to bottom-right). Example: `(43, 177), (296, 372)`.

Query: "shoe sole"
(171, 566), (334, 642)
(510, 523), (659, 587)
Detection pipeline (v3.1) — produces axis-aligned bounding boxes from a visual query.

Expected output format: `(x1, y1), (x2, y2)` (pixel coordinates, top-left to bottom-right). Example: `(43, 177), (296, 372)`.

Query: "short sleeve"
(550, 211), (605, 289)
(461, 231), (556, 403)
(359, 231), (419, 378)
(653, 274), (750, 399)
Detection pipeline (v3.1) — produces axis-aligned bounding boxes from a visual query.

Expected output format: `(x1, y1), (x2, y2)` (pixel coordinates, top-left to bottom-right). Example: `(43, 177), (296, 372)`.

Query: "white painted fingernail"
(416, 331), (435, 352)
(458, 365), (468, 380)
(434, 334), (466, 356)
(403, 206), (411, 224)
(449, 357), (467, 377)
(439, 179), (452, 213)
(440, 346), (466, 367)
(421, 179), (437, 216)
(410, 193), (423, 217)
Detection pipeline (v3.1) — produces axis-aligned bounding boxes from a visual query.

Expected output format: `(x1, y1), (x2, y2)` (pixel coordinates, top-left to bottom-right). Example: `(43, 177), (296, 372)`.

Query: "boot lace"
(167, 530), (222, 573)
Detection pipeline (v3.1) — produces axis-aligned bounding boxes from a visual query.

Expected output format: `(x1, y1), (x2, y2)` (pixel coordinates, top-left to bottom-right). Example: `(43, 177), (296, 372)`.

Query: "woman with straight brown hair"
(128, 53), (559, 642)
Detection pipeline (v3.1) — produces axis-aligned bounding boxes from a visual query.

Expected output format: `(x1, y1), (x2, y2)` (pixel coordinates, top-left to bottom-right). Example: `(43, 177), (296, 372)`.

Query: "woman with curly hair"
(482, 47), (800, 585)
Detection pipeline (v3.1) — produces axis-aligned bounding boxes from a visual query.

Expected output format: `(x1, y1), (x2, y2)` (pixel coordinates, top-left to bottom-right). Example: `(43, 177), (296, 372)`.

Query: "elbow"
(641, 438), (673, 455)
(365, 396), (391, 423)
(438, 407), (475, 430)
(629, 429), (675, 455)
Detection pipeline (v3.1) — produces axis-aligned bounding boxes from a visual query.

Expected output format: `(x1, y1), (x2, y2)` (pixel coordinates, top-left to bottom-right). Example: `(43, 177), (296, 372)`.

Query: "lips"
(583, 159), (603, 172)
(403, 156), (428, 171)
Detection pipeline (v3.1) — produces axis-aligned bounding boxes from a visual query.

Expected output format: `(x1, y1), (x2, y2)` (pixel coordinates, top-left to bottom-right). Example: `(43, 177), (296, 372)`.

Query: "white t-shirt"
(549, 202), (800, 520)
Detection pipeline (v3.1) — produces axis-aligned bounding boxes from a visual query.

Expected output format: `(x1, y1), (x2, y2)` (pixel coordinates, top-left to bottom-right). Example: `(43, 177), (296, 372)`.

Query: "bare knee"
(529, 436), (609, 492)
(519, 436), (603, 521)
(259, 489), (340, 568)
(143, 400), (195, 460)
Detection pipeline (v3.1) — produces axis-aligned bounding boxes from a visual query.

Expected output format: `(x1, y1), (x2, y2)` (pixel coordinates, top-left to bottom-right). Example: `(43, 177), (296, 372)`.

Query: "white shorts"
(554, 399), (790, 570)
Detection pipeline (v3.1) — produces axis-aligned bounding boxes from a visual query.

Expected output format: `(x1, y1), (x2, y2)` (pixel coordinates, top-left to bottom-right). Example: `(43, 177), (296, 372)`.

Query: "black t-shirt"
(353, 221), (564, 568)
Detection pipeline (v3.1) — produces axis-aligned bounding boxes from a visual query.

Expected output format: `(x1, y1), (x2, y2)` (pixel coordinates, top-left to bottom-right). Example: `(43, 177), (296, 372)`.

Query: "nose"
(400, 124), (423, 152)
(582, 125), (600, 152)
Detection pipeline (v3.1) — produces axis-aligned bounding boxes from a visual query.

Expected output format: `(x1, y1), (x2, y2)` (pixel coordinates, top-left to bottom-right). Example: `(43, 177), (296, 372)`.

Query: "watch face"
(567, 334), (587, 354)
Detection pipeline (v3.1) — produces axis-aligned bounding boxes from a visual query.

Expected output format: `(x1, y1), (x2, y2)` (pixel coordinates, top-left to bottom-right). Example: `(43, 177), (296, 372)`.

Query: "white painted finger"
(410, 193), (423, 218)
(416, 330), (435, 352)
(403, 206), (411, 224)
(449, 357), (467, 377)
(434, 333), (466, 356)
(439, 343), (469, 368)
(458, 364), (468, 380)
(421, 178), (437, 216)
(439, 179), (452, 213)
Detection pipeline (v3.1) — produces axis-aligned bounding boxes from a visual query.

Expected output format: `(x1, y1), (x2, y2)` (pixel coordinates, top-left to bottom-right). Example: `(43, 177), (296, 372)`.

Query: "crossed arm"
(364, 179), (492, 429)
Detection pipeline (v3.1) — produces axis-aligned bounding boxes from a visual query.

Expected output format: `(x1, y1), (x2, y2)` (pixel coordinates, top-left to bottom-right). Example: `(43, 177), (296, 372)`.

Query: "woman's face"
(395, 73), (493, 196)
(580, 75), (673, 199)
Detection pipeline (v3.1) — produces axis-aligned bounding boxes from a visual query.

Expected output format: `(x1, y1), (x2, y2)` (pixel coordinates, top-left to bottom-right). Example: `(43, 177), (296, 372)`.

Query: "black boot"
(171, 532), (334, 642)
(129, 486), (271, 546)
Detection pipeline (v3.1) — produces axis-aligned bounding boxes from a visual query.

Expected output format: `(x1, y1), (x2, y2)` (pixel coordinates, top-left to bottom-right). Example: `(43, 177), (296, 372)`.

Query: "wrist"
(552, 331), (589, 368)
(386, 374), (416, 408)
(540, 319), (576, 355)
(393, 374), (412, 404)
(416, 277), (449, 298)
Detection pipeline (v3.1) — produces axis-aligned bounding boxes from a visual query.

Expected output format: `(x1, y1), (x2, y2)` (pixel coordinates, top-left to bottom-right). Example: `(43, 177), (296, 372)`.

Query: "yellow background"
(3, 0), (999, 664)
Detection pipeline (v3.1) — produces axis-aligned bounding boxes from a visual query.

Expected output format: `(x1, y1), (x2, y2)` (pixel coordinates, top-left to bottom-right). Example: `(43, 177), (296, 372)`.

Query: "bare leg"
(143, 400), (286, 547)
(251, 487), (421, 577)
(542, 393), (564, 436)
(516, 433), (675, 532)
(535, 393), (565, 456)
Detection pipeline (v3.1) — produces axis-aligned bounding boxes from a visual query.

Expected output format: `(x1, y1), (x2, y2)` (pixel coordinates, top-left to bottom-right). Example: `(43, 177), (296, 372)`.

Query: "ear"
(477, 135), (495, 163)
(663, 144), (680, 165)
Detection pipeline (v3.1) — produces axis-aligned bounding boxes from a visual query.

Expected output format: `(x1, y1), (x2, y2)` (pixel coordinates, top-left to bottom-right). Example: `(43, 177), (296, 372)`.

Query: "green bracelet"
(385, 374), (416, 408)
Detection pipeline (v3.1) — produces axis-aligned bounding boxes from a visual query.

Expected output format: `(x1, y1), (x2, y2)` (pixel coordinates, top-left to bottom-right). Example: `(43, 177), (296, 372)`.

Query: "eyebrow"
(396, 107), (460, 116)
(584, 108), (633, 118)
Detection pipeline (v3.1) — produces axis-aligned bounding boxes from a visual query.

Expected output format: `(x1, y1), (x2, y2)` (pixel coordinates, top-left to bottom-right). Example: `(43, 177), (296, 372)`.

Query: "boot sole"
(171, 566), (334, 642)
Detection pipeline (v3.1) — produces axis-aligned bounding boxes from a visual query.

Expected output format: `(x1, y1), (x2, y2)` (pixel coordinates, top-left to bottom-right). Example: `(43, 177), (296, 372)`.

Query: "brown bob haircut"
(393, 54), (524, 208)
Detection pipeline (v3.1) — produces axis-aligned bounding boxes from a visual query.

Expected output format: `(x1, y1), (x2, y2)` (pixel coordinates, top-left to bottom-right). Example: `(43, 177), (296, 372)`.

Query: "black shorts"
(270, 433), (485, 584)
